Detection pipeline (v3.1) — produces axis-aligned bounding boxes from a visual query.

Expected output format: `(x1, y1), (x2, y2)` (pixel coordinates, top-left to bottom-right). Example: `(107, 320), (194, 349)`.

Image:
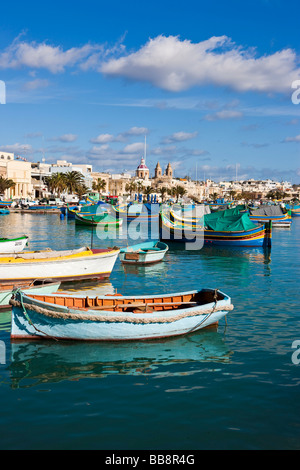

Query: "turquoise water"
(0, 212), (299, 450)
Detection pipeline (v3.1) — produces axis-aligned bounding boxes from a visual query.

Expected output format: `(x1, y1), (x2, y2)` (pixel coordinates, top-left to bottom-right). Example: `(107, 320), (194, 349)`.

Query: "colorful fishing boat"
(0, 279), (61, 310)
(0, 235), (28, 253)
(0, 246), (119, 285)
(10, 287), (233, 341)
(112, 203), (160, 222)
(74, 211), (123, 227)
(160, 210), (272, 247)
(249, 206), (292, 227)
(286, 204), (300, 217)
(0, 199), (13, 208)
(119, 240), (168, 265)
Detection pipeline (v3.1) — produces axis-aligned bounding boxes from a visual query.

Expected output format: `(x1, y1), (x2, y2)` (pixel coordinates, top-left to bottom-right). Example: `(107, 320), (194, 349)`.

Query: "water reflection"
(8, 330), (232, 388)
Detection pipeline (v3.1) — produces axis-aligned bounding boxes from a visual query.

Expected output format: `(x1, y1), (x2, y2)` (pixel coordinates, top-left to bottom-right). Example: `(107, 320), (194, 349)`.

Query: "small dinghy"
(119, 240), (168, 265)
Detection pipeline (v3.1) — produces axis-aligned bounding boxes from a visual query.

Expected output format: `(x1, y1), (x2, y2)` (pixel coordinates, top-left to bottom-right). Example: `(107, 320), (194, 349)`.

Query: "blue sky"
(0, 0), (299, 182)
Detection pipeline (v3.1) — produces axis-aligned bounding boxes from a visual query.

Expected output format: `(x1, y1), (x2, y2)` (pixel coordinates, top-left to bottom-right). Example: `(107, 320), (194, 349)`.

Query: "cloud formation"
(101, 35), (300, 94)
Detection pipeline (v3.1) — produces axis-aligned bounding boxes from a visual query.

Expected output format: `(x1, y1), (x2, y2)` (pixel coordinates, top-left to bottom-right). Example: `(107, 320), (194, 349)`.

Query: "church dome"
(137, 157), (148, 170)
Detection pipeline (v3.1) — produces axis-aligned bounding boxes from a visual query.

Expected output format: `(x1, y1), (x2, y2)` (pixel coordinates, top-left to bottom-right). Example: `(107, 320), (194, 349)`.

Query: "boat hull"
(119, 241), (168, 265)
(10, 288), (233, 341)
(0, 236), (28, 253)
(0, 247), (119, 284)
(160, 214), (271, 247)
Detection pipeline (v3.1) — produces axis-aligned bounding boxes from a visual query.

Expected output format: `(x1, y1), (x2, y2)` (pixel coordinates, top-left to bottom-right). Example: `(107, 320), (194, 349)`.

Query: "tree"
(159, 186), (168, 203)
(171, 185), (187, 202)
(92, 178), (107, 196)
(75, 184), (89, 200)
(143, 186), (154, 201)
(45, 173), (67, 196)
(0, 177), (15, 196)
(64, 171), (84, 194)
(125, 181), (137, 197)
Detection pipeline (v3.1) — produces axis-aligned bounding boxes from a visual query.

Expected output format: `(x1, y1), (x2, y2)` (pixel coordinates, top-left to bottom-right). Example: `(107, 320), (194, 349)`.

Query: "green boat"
(75, 211), (123, 227)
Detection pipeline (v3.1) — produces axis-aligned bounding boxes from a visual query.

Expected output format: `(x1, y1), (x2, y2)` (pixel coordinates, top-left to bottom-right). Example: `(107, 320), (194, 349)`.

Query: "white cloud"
(90, 133), (115, 144)
(49, 134), (78, 143)
(123, 142), (144, 154)
(101, 35), (300, 94)
(22, 78), (50, 91)
(0, 37), (103, 73)
(204, 110), (243, 121)
(0, 143), (32, 154)
(283, 134), (300, 142)
(162, 131), (198, 144)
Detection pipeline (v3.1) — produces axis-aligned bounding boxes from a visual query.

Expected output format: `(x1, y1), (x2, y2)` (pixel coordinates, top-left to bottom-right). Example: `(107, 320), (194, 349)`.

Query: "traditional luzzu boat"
(9, 287), (233, 341)
(112, 203), (160, 222)
(286, 204), (300, 217)
(119, 240), (168, 265)
(0, 235), (29, 253)
(0, 246), (120, 285)
(0, 279), (61, 310)
(249, 206), (292, 227)
(74, 211), (123, 227)
(160, 208), (272, 247)
(0, 199), (13, 208)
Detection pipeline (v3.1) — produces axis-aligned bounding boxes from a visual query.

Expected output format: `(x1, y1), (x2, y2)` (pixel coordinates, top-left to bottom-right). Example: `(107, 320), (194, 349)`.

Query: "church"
(135, 157), (173, 182)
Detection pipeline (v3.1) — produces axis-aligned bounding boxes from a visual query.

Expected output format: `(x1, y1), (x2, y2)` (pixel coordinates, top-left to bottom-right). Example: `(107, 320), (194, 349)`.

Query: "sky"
(0, 0), (299, 182)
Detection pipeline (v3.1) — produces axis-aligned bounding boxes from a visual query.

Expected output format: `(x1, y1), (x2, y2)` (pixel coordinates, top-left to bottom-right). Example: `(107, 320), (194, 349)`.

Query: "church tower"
(166, 162), (173, 179)
(154, 162), (162, 179)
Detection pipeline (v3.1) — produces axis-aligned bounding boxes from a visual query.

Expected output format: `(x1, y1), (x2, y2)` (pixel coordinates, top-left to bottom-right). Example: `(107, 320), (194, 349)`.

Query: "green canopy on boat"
(204, 208), (257, 232)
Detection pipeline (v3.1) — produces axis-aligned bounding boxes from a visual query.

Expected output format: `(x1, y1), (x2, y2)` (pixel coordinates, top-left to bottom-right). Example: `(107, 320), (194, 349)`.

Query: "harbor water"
(0, 212), (299, 450)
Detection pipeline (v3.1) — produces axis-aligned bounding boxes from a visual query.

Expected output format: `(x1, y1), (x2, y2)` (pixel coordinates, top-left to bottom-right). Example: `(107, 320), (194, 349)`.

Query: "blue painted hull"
(160, 213), (271, 247)
(10, 288), (233, 341)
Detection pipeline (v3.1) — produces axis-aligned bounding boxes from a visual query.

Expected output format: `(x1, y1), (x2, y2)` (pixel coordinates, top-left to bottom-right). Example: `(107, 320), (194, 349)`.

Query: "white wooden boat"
(119, 240), (168, 265)
(0, 280), (60, 310)
(10, 288), (233, 341)
(0, 246), (119, 285)
(0, 235), (28, 253)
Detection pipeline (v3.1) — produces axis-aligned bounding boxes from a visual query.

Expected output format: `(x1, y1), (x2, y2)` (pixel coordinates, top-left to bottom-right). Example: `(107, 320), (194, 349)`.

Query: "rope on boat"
(11, 290), (59, 341)
(186, 288), (220, 334)
(9, 297), (233, 325)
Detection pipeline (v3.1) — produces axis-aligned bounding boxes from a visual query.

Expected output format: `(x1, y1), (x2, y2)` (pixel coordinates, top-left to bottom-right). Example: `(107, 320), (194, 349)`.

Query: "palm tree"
(45, 173), (67, 196)
(75, 184), (89, 200)
(125, 181), (137, 197)
(159, 186), (168, 203)
(135, 181), (144, 195)
(92, 178), (107, 197)
(0, 176), (15, 196)
(64, 171), (84, 194)
(143, 186), (154, 201)
(172, 185), (187, 202)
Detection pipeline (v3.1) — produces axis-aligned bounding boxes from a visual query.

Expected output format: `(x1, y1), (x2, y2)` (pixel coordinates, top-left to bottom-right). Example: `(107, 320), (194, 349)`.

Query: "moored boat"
(0, 199), (13, 208)
(0, 246), (119, 284)
(0, 209), (9, 215)
(0, 235), (28, 253)
(249, 206), (292, 227)
(112, 203), (159, 222)
(160, 210), (272, 247)
(74, 211), (123, 227)
(0, 279), (61, 310)
(119, 240), (168, 265)
(10, 287), (233, 341)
